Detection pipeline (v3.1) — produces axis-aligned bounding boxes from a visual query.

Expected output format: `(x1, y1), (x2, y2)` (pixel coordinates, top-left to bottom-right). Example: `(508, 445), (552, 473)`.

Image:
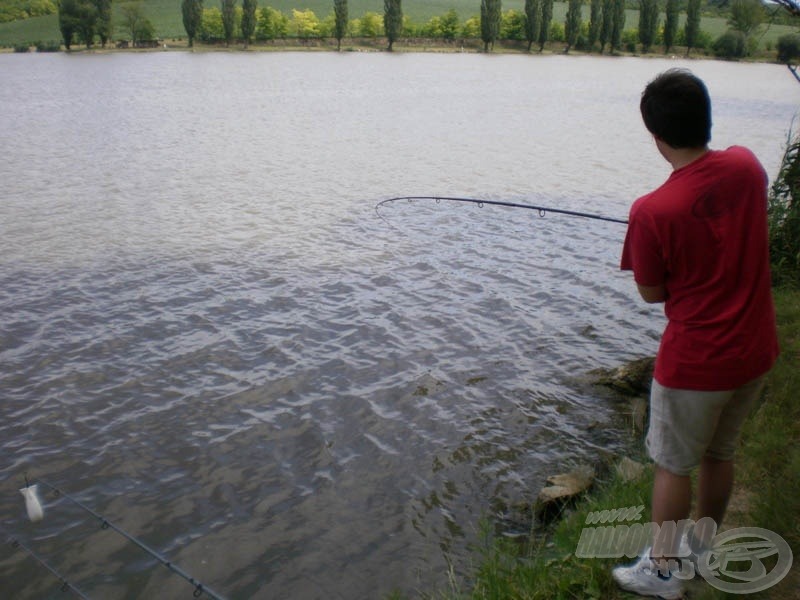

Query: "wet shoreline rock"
(527, 358), (655, 525)
(535, 465), (595, 521)
(589, 356), (655, 397)
(615, 456), (646, 482)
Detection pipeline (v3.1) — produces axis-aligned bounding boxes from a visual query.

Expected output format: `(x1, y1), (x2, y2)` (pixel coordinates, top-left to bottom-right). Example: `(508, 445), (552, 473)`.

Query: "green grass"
(1, 0), (797, 51)
(738, 286), (800, 557)
(467, 472), (655, 600)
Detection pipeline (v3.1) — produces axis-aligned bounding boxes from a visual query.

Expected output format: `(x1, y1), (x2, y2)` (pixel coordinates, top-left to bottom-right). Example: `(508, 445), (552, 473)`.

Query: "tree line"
(55, 0), (787, 60)
(178, 0), (644, 53)
(58, 0), (156, 48)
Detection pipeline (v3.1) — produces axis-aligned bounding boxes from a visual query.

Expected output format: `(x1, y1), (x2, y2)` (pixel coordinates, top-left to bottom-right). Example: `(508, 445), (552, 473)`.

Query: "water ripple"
(2, 52), (797, 600)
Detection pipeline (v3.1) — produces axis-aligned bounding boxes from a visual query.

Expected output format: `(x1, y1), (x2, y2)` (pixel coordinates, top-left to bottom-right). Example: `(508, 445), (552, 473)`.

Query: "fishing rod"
(375, 195), (629, 225)
(6, 534), (90, 599)
(31, 479), (227, 600)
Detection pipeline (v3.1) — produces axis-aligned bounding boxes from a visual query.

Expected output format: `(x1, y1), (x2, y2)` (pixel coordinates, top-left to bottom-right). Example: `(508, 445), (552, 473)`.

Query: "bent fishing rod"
(20, 479), (227, 600)
(375, 195), (629, 225)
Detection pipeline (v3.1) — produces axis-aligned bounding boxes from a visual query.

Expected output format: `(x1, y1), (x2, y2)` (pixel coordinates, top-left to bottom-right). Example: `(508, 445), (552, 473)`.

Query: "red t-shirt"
(621, 146), (779, 390)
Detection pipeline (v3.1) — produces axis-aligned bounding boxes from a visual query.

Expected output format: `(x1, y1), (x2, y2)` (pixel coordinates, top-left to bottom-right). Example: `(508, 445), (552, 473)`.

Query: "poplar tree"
(588, 0), (602, 50)
(221, 0), (236, 46)
(638, 0), (658, 52)
(334, 0), (347, 50)
(610, 0), (625, 52)
(181, 0), (203, 47)
(685, 0), (701, 55)
(599, 0), (613, 52)
(75, 0), (97, 48)
(58, 0), (80, 49)
(384, 0), (402, 51)
(663, 0), (678, 53)
(524, 0), (540, 51)
(481, 0), (502, 51)
(95, 0), (111, 47)
(564, 0), (582, 52)
(538, 0), (553, 51)
(241, 0), (256, 47)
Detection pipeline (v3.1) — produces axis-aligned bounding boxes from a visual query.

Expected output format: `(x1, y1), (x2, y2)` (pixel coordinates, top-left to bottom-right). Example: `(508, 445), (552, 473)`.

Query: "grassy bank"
(437, 286), (799, 600)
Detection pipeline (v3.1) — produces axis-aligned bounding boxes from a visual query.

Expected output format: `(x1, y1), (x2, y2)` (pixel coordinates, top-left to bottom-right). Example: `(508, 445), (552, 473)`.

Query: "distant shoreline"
(2, 36), (782, 65)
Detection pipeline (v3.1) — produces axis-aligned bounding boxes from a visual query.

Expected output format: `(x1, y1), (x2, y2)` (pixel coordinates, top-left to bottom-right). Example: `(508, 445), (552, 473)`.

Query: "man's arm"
(637, 283), (666, 304)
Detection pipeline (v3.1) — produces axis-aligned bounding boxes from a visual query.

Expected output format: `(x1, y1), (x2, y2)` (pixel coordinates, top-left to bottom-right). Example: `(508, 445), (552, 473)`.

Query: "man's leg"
(651, 465), (691, 528)
(650, 465), (692, 561)
(613, 463), (688, 599)
(645, 380), (720, 537)
(612, 381), (729, 598)
(696, 456), (733, 527)
(698, 375), (765, 529)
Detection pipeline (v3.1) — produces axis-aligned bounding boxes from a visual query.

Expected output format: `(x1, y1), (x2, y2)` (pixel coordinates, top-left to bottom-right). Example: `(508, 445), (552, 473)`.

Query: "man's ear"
(653, 136), (672, 160)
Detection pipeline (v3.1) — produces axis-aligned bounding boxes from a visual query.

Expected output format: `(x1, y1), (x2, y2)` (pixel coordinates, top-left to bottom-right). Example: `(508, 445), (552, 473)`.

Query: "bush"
(575, 33), (590, 52)
(256, 6), (289, 40)
(200, 7), (225, 43)
(621, 29), (638, 52)
(0, 0), (56, 23)
(13, 43), (30, 52)
(697, 29), (714, 50)
(769, 132), (800, 287)
(713, 29), (746, 59)
(500, 9), (525, 41)
(777, 33), (800, 64)
(134, 18), (156, 45)
(35, 40), (60, 51)
(549, 21), (564, 43)
(462, 15), (480, 38)
(675, 27), (714, 50)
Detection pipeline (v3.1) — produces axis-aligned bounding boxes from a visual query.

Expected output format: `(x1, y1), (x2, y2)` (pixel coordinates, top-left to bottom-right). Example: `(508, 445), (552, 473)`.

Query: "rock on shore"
(589, 356), (655, 397)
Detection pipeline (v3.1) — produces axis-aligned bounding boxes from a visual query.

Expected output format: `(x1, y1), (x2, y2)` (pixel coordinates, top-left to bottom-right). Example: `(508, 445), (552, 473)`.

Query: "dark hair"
(640, 69), (712, 149)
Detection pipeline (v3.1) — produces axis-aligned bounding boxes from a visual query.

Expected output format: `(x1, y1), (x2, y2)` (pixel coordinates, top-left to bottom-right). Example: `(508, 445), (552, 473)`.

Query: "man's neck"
(668, 146), (709, 171)
(655, 138), (709, 171)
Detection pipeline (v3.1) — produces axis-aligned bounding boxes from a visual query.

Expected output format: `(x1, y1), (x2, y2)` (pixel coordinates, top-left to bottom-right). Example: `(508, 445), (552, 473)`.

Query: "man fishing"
(614, 68), (779, 599)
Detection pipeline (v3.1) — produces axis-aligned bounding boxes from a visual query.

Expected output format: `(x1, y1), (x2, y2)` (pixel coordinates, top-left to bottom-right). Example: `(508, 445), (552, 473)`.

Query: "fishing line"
(372, 193), (629, 318)
(371, 194), (632, 389)
(374, 195), (629, 226)
(32, 479), (227, 600)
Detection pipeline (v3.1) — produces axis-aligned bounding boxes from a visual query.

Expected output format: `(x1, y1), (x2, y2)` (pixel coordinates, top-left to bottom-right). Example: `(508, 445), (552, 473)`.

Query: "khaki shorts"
(646, 376), (766, 476)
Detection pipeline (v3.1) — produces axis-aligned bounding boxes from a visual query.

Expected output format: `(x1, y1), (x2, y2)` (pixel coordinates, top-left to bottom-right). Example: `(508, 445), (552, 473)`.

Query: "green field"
(0, 0), (797, 50)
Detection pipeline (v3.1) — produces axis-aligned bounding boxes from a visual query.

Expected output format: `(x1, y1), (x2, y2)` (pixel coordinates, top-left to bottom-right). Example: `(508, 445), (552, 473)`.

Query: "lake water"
(1, 51), (798, 599)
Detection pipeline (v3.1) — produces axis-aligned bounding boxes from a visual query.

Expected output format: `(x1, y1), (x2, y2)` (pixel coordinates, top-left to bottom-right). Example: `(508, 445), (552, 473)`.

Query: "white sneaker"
(612, 552), (685, 599)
